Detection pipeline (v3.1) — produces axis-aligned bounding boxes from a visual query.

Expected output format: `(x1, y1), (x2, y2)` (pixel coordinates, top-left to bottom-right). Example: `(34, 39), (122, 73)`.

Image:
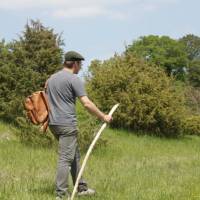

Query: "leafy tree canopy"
(126, 35), (188, 80)
(180, 34), (200, 61)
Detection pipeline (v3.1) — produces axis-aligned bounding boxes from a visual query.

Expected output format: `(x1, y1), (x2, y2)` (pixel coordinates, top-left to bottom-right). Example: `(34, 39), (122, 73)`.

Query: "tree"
(180, 34), (200, 61)
(180, 34), (200, 87)
(126, 35), (188, 80)
(187, 60), (200, 87)
(0, 39), (12, 65)
(12, 20), (63, 86)
(0, 20), (63, 122)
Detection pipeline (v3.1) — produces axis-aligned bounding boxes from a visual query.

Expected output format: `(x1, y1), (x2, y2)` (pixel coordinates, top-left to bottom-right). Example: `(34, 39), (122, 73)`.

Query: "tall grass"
(1, 122), (200, 200)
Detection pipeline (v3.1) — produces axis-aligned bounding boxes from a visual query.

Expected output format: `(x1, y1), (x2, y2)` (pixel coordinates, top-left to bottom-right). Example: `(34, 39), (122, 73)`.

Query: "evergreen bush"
(87, 53), (187, 137)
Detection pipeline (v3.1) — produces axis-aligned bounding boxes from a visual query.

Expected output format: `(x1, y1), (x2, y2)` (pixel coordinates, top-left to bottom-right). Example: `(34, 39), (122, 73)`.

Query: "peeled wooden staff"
(70, 104), (120, 200)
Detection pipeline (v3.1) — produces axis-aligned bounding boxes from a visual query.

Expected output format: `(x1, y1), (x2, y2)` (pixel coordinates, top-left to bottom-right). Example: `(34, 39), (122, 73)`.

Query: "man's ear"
(76, 61), (79, 66)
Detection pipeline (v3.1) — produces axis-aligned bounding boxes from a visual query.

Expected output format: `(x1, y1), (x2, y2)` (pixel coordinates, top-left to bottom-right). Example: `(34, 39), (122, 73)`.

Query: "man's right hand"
(103, 115), (113, 123)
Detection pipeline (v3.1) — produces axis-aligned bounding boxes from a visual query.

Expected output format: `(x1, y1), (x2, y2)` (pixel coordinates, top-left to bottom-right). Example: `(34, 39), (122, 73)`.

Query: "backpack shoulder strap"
(41, 91), (51, 113)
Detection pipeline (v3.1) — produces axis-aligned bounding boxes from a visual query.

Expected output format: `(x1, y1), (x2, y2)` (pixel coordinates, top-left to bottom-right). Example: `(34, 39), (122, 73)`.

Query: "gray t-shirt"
(46, 69), (86, 127)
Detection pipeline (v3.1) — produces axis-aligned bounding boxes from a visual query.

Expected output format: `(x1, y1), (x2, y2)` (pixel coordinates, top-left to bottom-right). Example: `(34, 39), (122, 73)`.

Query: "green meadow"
(1, 122), (200, 200)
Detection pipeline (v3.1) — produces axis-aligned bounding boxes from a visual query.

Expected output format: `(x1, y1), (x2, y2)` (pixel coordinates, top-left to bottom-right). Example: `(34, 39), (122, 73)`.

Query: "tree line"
(0, 20), (200, 145)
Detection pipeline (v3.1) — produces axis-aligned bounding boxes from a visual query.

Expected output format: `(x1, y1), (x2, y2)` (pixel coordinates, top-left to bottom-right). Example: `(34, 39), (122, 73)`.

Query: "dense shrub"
(182, 115), (200, 136)
(182, 86), (200, 136)
(87, 53), (187, 137)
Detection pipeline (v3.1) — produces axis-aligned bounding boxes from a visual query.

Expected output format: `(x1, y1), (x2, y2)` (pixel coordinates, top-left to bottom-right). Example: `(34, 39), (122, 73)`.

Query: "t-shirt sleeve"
(71, 76), (87, 97)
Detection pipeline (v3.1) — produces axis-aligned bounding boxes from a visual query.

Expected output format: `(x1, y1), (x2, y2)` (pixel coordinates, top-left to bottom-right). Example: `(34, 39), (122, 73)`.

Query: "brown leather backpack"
(24, 91), (50, 132)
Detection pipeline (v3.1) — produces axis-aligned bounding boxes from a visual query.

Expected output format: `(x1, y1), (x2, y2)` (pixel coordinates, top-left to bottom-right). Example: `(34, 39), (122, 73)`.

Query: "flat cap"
(64, 51), (85, 61)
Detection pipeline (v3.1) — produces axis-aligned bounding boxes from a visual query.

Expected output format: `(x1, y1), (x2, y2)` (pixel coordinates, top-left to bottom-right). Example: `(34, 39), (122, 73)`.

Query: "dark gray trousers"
(49, 125), (87, 197)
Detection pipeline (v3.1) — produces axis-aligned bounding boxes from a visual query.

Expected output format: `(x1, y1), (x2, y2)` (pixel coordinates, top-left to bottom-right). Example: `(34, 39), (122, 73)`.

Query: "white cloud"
(53, 6), (107, 19)
(0, 0), (129, 10)
(0, 0), (180, 19)
(52, 6), (127, 20)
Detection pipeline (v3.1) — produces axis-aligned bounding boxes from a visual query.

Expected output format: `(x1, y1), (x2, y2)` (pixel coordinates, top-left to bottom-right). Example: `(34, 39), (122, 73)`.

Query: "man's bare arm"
(79, 96), (112, 123)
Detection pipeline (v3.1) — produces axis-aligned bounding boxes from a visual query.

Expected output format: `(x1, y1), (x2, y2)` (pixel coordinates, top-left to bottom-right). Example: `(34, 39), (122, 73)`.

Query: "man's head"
(64, 51), (85, 74)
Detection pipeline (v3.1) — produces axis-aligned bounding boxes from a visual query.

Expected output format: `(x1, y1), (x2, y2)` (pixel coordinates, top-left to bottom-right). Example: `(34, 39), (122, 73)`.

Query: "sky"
(0, 0), (199, 70)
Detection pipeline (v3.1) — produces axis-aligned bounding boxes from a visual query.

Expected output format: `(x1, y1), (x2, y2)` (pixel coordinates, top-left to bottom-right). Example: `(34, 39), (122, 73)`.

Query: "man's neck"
(63, 67), (74, 74)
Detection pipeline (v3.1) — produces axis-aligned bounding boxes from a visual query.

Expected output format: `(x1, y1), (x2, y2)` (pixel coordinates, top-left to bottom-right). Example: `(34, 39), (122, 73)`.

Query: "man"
(46, 51), (112, 199)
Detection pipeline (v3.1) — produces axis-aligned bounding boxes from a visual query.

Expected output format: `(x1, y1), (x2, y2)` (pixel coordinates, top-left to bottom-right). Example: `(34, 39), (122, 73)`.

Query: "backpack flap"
(24, 91), (49, 125)
(30, 91), (48, 123)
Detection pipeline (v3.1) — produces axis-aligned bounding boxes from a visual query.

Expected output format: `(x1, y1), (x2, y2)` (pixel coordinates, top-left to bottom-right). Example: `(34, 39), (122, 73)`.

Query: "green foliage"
(179, 34), (200, 87)
(11, 19), (63, 87)
(87, 53), (187, 137)
(0, 63), (40, 121)
(0, 40), (12, 65)
(126, 35), (188, 80)
(182, 115), (200, 136)
(0, 20), (63, 122)
(180, 34), (200, 60)
(187, 60), (200, 87)
(185, 86), (200, 114)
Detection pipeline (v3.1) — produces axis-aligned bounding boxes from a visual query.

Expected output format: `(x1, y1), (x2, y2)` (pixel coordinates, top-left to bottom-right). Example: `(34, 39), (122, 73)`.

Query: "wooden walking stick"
(70, 103), (119, 200)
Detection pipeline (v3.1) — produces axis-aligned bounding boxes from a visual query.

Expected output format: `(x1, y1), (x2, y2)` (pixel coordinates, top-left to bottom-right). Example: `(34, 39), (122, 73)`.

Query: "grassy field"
(1, 122), (200, 200)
